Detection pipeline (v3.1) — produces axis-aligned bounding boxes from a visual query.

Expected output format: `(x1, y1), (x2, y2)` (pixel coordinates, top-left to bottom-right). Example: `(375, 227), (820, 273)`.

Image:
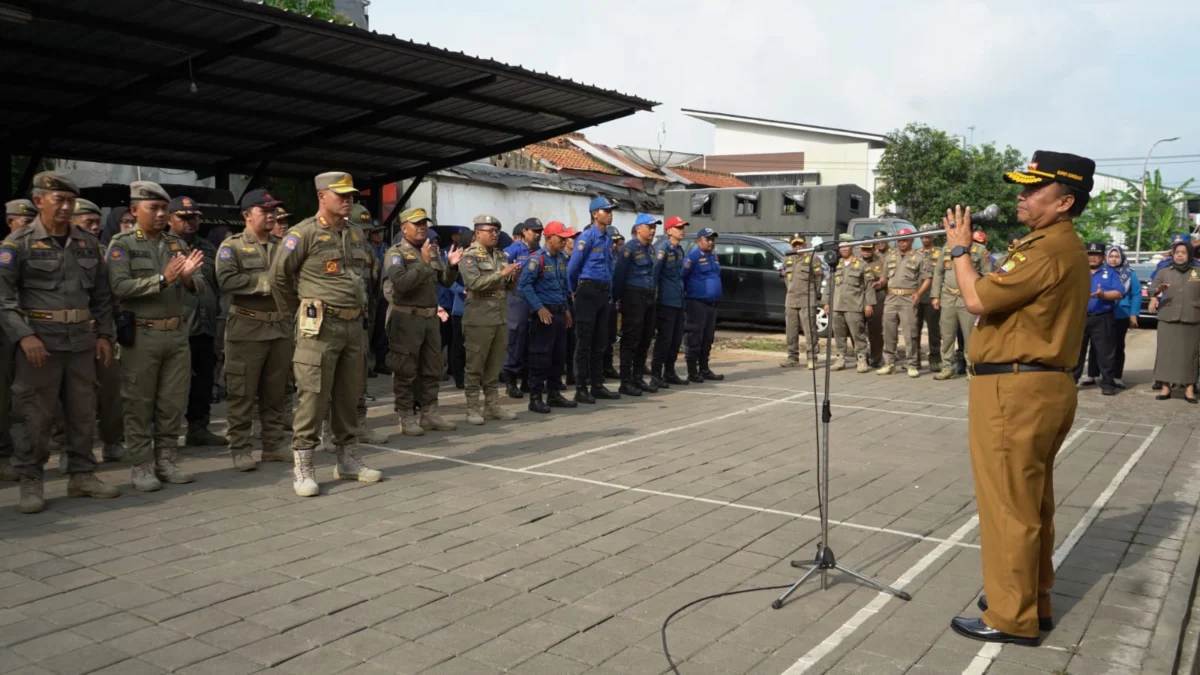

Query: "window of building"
(849, 194), (862, 213)
(690, 193), (714, 217)
(783, 189), (808, 215)
(714, 242), (736, 267)
(734, 192), (760, 217)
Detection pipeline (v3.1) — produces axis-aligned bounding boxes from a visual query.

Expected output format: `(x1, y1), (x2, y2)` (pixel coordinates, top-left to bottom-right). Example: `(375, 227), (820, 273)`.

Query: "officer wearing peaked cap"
(269, 171), (381, 497)
(862, 231), (887, 367)
(1073, 240), (1124, 395)
(932, 222), (993, 380)
(566, 196), (622, 403)
(781, 232), (823, 370)
(108, 180), (207, 492)
(681, 227), (724, 382)
(0, 171), (119, 513)
(460, 214), (521, 425)
(613, 213), (661, 396)
(913, 223), (943, 372)
(518, 220), (578, 413)
(651, 216), (689, 387)
(821, 233), (872, 372)
(335, 203), (388, 447)
(502, 217), (543, 399)
(943, 150), (1095, 645)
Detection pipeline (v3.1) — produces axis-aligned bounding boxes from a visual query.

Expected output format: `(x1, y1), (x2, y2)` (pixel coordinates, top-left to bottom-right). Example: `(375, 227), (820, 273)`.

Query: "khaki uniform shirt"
(932, 243), (993, 305)
(823, 255), (870, 312)
(460, 242), (517, 327)
(383, 238), (456, 309)
(881, 248), (931, 291)
(216, 231), (290, 342)
(268, 215), (368, 315)
(0, 218), (113, 352)
(784, 252), (823, 308)
(968, 220), (1089, 368)
(861, 254), (886, 304)
(1153, 264), (1200, 323)
(181, 236), (219, 337)
(108, 227), (207, 319)
(915, 247), (943, 304)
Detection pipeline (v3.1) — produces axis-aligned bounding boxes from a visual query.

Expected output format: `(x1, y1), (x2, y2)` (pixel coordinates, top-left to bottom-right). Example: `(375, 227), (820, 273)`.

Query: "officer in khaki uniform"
(216, 189), (293, 471)
(944, 151), (1094, 646)
(821, 234), (872, 372)
(781, 233), (823, 369)
(460, 215), (521, 425)
(0, 172), (119, 513)
(932, 228), (993, 380)
(0, 201), (38, 482)
(269, 171), (380, 497)
(913, 224), (943, 372)
(5, 199), (37, 234)
(383, 207), (461, 436)
(877, 228), (932, 377)
(109, 181), (206, 491)
(861, 237), (886, 367)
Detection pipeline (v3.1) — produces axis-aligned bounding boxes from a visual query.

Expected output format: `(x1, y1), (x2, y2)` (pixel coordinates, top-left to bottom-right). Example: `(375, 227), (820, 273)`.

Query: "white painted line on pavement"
(960, 423), (1163, 675)
(358, 441), (983, 551)
(780, 421), (1096, 675)
(517, 392), (810, 470)
(678, 390), (968, 421)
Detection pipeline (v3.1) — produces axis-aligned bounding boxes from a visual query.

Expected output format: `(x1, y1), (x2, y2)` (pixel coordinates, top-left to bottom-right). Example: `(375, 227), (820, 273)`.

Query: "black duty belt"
(578, 279), (610, 290)
(969, 362), (1072, 376)
(542, 304), (568, 314)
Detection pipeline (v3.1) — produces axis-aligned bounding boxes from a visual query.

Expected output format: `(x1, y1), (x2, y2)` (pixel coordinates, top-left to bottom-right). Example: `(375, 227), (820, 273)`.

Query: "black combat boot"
(528, 393), (551, 414)
(700, 362), (724, 381)
(636, 365), (658, 393)
(591, 384), (622, 400)
(519, 379), (529, 393)
(664, 365), (689, 385)
(687, 358), (705, 384)
(649, 364), (669, 390)
(603, 363), (620, 380)
(617, 364), (642, 397)
(547, 390), (578, 408)
(506, 380), (524, 399)
(550, 378), (566, 391)
(574, 386), (596, 404)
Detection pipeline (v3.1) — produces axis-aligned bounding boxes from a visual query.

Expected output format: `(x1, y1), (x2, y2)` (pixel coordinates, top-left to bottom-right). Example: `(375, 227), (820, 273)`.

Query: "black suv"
(662, 233), (829, 335)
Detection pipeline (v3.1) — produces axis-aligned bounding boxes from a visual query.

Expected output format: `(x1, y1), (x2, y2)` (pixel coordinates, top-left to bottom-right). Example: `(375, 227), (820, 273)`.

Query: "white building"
(682, 108), (890, 213)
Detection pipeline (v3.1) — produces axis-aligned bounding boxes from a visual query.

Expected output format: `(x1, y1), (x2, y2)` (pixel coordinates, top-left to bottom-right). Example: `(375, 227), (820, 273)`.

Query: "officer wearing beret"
(821, 234), (872, 372)
(382, 207), (461, 435)
(460, 215), (521, 425)
(944, 151), (1095, 645)
(0, 172), (118, 512)
(862, 233), (887, 367)
(567, 197), (623, 403)
(216, 189), (293, 471)
(932, 223), (993, 379)
(502, 218), (543, 398)
(518, 220), (579, 413)
(1073, 241), (1124, 395)
(681, 227), (724, 382)
(71, 199), (103, 237)
(651, 216), (690, 387)
(781, 233), (824, 370)
(5, 199), (36, 235)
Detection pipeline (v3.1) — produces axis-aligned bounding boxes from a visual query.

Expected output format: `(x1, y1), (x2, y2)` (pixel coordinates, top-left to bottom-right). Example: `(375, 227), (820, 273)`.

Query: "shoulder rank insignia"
(135, 230), (145, 240)
(169, 242), (182, 252)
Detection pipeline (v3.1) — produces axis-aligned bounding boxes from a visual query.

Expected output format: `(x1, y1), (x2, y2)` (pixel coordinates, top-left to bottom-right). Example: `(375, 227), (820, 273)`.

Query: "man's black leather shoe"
(617, 382), (642, 397)
(591, 385), (621, 400)
(636, 378), (658, 393)
(574, 387), (596, 404)
(950, 617), (1039, 646)
(506, 382), (524, 399)
(664, 369), (689, 385)
(977, 596), (1053, 631)
(528, 394), (550, 414)
(547, 391), (577, 408)
(700, 368), (724, 381)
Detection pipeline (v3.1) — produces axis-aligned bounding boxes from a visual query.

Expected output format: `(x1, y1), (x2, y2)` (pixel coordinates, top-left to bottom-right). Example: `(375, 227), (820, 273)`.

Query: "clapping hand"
(447, 245), (462, 266)
(179, 249), (204, 281)
(420, 239), (433, 264)
(163, 254), (185, 283)
(501, 262), (520, 277)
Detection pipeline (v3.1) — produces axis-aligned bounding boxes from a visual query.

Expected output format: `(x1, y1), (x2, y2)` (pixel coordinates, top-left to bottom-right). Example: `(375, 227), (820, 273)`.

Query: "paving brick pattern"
(0, 329), (1197, 674)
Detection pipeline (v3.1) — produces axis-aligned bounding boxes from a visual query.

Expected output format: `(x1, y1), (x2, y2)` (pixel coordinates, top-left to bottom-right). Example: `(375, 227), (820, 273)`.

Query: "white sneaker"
(293, 450), (318, 497)
(334, 446), (382, 483)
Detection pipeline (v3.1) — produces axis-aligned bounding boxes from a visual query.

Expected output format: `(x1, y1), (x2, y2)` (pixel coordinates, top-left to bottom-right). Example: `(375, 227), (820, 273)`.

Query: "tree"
(1074, 171), (1196, 255)
(262, 0), (354, 25)
(1074, 190), (1122, 248)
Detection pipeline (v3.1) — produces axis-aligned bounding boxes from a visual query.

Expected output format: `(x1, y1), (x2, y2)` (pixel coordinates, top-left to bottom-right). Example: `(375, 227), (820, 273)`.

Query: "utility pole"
(1135, 136), (1180, 262)
(967, 126), (975, 147)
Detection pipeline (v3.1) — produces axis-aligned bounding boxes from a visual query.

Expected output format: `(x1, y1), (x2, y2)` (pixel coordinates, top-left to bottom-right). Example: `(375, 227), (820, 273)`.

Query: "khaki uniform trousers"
(464, 324), (506, 398)
(387, 311), (443, 413)
(939, 300), (976, 369)
(969, 371), (1074, 638)
(784, 305), (819, 362)
(122, 327), (191, 465)
(291, 315), (364, 452)
(96, 352), (123, 445)
(914, 302), (941, 369)
(226, 337), (293, 456)
(832, 311), (868, 359)
(883, 294), (919, 368)
(13, 350), (98, 480)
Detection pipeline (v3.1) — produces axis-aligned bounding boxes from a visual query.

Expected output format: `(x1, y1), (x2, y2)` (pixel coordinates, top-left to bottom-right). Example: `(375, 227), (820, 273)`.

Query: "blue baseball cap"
(633, 213), (661, 228)
(589, 196), (617, 212)
(697, 227), (718, 239)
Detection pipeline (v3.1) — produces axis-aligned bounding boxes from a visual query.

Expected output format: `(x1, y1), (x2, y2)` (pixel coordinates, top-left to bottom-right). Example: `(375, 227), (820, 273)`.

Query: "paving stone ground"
(1, 327), (1197, 675)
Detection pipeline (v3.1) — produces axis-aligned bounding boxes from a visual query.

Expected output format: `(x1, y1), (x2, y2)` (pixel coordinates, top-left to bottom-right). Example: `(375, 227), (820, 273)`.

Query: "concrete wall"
(425, 179), (645, 239)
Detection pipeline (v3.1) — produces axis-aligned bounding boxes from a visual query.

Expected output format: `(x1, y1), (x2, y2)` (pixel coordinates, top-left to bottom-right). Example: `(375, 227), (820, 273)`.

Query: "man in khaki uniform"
(0, 172), (119, 513)
(216, 189), (293, 471)
(5, 199), (36, 234)
(945, 151), (1094, 646)
(877, 228), (932, 377)
(383, 207), (461, 435)
(460, 215), (521, 425)
(821, 235), (873, 372)
(913, 224), (944, 372)
(269, 171), (380, 497)
(109, 181), (206, 491)
(781, 233), (823, 369)
(861, 238), (886, 367)
(0, 200), (39, 481)
(932, 229), (994, 380)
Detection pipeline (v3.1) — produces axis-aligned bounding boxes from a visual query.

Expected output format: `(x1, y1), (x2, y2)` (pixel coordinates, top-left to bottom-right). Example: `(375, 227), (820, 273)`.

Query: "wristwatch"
(158, 274), (168, 290)
(950, 246), (969, 259)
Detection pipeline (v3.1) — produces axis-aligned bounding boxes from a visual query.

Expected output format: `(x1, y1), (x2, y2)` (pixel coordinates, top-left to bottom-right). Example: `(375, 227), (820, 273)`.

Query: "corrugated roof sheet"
(669, 167), (751, 188)
(0, 0), (656, 188)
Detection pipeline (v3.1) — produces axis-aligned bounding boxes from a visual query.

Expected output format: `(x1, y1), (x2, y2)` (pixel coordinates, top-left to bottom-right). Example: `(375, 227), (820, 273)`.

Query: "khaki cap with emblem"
(790, 233), (806, 245)
(349, 203), (380, 229)
(32, 171), (79, 195)
(130, 180), (171, 202)
(6, 199), (37, 217)
(472, 214), (501, 229)
(400, 207), (432, 225)
(314, 171), (359, 194)
(73, 198), (101, 215)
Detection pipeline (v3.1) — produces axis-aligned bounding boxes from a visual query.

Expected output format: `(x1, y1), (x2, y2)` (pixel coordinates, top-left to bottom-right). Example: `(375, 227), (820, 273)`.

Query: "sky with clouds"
(369, 0), (1198, 187)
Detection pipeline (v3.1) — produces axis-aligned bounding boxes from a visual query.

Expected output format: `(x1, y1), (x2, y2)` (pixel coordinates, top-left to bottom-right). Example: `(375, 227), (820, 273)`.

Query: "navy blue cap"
(521, 217), (544, 231)
(697, 227), (718, 239)
(427, 229), (439, 241)
(1086, 242), (1104, 254)
(633, 213), (662, 228)
(1170, 234), (1190, 245)
(589, 196), (617, 212)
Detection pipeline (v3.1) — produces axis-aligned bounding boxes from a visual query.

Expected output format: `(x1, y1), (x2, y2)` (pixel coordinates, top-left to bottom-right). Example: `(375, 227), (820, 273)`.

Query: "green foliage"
(875, 123), (1024, 244)
(262, 0), (354, 25)
(1075, 170), (1196, 254)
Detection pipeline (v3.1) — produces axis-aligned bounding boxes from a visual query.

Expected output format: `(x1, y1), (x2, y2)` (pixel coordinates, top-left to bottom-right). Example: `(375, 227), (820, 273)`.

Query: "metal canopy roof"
(0, 0), (657, 189)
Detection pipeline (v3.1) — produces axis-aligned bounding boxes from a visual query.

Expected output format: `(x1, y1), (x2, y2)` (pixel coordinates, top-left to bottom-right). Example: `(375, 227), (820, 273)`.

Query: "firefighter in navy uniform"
(651, 216), (689, 387)
(518, 221), (579, 413)
(681, 228), (724, 382)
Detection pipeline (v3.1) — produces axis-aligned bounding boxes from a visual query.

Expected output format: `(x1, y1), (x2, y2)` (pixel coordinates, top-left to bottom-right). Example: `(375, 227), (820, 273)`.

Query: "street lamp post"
(1135, 136), (1180, 261)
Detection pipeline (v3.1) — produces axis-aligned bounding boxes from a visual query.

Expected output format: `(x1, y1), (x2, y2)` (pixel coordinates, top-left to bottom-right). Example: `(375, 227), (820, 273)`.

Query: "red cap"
(543, 221), (578, 238)
(972, 230), (987, 243)
(897, 227), (914, 235)
(664, 216), (689, 229)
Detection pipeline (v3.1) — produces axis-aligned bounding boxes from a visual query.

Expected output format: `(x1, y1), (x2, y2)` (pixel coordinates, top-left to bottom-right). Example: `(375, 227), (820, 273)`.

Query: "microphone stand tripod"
(771, 241), (912, 610)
